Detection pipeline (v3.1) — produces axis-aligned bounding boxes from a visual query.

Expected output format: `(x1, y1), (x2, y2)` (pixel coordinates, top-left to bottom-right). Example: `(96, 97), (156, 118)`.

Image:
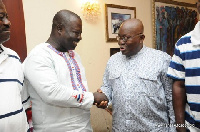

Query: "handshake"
(93, 89), (108, 109)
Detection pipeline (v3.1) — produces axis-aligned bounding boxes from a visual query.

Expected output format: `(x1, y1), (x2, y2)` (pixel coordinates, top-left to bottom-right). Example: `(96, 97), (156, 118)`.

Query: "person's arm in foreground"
(173, 80), (186, 132)
(97, 62), (112, 109)
(93, 91), (108, 108)
(24, 55), (107, 110)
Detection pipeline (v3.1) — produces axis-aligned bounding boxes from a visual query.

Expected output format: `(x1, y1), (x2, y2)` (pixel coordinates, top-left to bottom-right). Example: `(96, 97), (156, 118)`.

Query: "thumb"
(97, 88), (102, 93)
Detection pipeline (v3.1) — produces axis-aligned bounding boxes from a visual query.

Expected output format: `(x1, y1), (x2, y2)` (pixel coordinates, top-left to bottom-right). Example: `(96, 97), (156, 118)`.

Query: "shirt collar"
(68, 50), (75, 58)
(47, 44), (75, 58)
(124, 44), (146, 60)
(191, 21), (200, 45)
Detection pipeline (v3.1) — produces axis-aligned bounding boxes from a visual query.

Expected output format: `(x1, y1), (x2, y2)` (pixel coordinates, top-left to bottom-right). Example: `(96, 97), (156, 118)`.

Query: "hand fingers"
(97, 89), (102, 93)
(96, 101), (108, 109)
(100, 101), (105, 106)
(97, 104), (106, 109)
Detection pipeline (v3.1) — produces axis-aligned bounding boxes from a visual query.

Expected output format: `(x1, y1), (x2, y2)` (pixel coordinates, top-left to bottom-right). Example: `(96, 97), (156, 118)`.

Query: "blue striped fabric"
(0, 79), (23, 86)
(0, 107), (23, 119)
(185, 111), (200, 128)
(167, 32), (200, 129)
(186, 68), (200, 76)
(0, 45), (29, 131)
(8, 54), (21, 62)
(0, 54), (23, 85)
(181, 51), (200, 60)
(176, 36), (191, 46)
(188, 102), (200, 112)
(22, 96), (30, 104)
(186, 85), (200, 94)
(169, 61), (185, 72)
(167, 74), (185, 81)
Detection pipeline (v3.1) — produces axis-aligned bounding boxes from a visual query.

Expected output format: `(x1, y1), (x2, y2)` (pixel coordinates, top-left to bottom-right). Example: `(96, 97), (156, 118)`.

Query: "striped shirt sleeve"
(167, 41), (185, 80)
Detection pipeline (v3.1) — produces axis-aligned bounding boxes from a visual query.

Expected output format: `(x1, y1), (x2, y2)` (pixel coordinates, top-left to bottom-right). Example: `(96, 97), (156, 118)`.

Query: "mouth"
(1, 28), (10, 34)
(3, 30), (10, 33)
(120, 46), (126, 51)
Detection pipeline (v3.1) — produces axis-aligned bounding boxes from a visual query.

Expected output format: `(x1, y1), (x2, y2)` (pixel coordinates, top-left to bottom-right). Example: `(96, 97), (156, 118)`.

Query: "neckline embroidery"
(48, 45), (86, 92)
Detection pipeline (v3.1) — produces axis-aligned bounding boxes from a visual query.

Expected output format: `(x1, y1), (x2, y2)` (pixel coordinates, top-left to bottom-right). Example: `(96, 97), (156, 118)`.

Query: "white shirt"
(23, 43), (94, 132)
(0, 44), (29, 132)
(101, 45), (175, 132)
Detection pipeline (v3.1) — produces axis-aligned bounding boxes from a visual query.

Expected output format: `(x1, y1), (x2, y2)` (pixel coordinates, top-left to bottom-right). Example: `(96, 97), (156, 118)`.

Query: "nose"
(3, 17), (11, 27)
(118, 39), (125, 46)
(77, 34), (82, 40)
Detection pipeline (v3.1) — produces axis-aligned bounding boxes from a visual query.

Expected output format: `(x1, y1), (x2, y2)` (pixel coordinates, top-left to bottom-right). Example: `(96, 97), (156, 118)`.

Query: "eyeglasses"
(116, 33), (143, 42)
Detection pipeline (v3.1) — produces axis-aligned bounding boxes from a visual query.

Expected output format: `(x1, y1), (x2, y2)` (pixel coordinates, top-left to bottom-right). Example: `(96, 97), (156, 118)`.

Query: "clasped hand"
(93, 89), (108, 109)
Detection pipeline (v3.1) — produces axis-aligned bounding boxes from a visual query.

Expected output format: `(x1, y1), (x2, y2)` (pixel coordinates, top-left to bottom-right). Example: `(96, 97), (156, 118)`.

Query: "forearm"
(95, 66), (111, 108)
(100, 69), (112, 102)
(173, 80), (186, 132)
(29, 80), (94, 109)
(173, 80), (186, 123)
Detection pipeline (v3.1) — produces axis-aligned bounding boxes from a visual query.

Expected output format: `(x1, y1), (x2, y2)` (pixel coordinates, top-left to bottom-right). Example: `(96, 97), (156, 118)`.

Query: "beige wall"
(22, 0), (197, 92)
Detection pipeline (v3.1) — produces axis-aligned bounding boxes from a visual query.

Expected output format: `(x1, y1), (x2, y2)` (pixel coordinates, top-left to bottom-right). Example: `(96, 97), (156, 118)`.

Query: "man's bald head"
(120, 18), (144, 35)
(118, 18), (145, 57)
(52, 10), (81, 30)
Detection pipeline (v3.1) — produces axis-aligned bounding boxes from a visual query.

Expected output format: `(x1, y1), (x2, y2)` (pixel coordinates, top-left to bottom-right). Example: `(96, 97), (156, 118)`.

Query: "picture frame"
(152, 0), (198, 56)
(105, 4), (136, 42)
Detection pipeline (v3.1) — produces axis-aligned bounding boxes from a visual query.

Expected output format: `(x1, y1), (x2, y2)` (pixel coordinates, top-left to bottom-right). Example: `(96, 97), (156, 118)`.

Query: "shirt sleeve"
(100, 61), (112, 104)
(161, 57), (176, 132)
(23, 54), (94, 110)
(167, 43), (185, 81)
(21, 79), (31, 110)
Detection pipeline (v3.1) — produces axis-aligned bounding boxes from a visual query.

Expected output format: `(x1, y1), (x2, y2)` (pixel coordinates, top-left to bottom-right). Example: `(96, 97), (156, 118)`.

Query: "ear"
(139, 34), (145, 43)
(140, 34), (145, 39)
(56, 24), (62, 35)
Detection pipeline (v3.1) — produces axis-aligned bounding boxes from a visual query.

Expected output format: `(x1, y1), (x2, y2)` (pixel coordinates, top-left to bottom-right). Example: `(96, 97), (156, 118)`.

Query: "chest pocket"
(108, 65), (122, 80)
(108, 69), (122, 92)
(138, 73), (159, 97)
(109, 72), (120, 80)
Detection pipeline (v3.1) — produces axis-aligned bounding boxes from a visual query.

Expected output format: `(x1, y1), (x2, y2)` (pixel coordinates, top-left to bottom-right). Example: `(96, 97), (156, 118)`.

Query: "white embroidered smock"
(23, 43), (94, 132)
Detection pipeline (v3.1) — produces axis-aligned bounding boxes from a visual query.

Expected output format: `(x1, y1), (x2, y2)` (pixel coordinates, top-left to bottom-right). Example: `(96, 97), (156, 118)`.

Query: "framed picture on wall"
(105, 4), (136, 42)
(152, 0), (198, 56)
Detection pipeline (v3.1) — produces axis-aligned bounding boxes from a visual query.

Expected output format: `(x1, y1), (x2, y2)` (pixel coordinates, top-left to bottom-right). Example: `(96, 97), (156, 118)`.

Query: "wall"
(22, 0), (197, 92)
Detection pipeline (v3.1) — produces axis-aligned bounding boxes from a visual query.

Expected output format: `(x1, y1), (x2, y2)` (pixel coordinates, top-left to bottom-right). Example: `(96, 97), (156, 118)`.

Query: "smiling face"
(61, 16), (82, 51)
(55, 14), (82, 52)
(118, 19), (145, 57)
(0, 2), (11, 44)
